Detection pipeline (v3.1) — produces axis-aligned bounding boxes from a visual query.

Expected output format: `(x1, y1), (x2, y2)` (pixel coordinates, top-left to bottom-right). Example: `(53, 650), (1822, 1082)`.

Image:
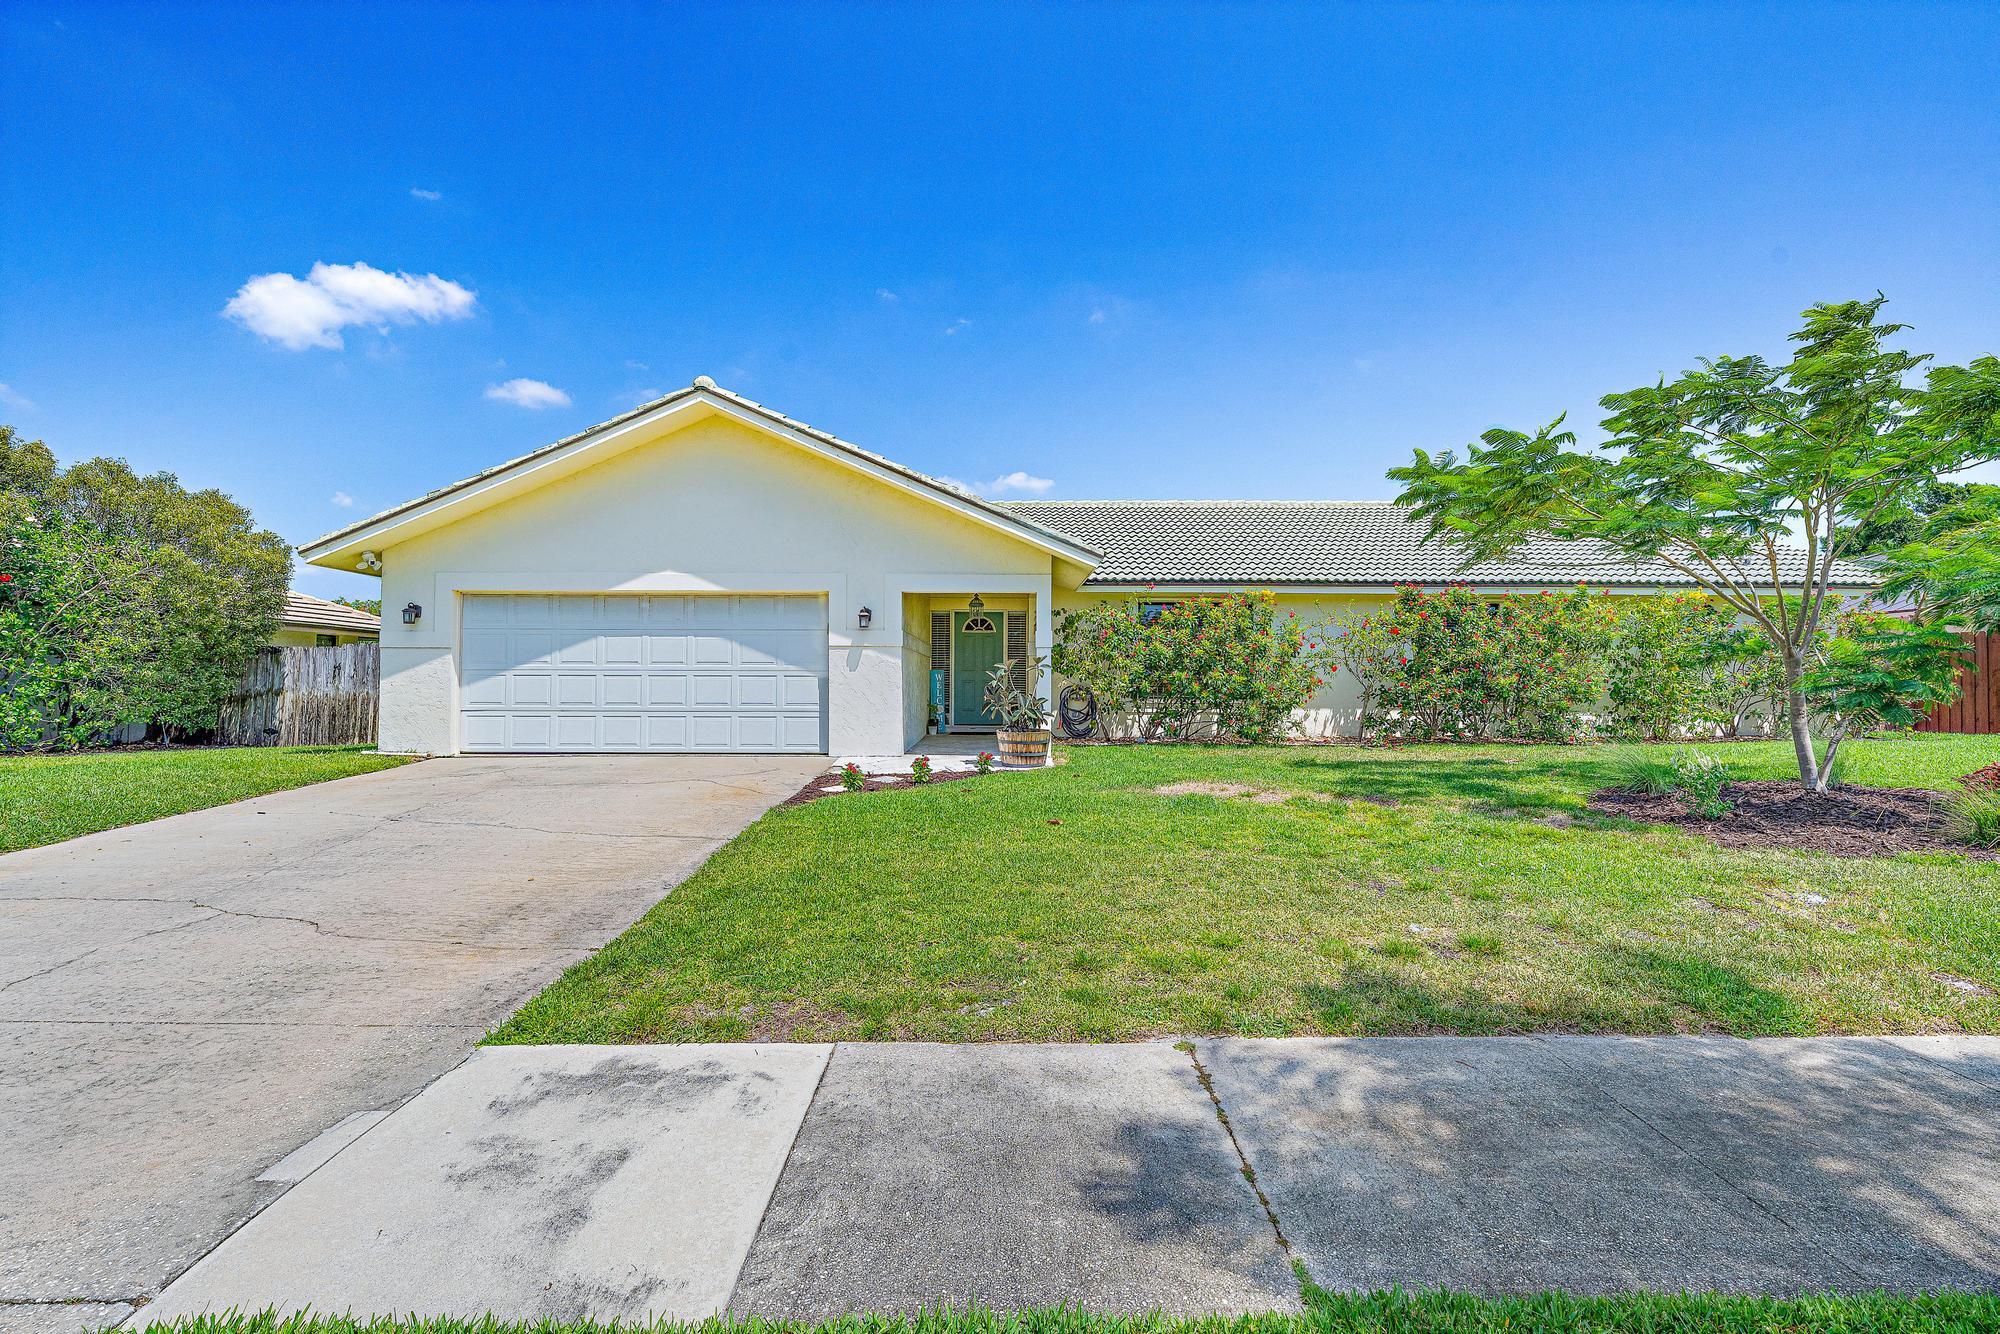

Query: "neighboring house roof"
(1001, 500), (1882, 591)
(280, 591), (381, 635)
(298, 379), (1101, 570)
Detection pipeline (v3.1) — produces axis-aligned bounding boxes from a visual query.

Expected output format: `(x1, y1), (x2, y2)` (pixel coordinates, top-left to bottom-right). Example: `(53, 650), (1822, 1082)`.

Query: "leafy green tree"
(1838, 480), (2000, 555)
(1805, 617), (1967, 779)
(333, 596), (382, 616)
(1390, 298), (2000, 791)
(1, 426), (291, 748)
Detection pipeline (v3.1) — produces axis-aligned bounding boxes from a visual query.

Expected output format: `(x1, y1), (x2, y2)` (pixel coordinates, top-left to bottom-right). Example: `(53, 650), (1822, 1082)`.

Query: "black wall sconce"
(857, 606), (873, 629)
(401, 602), (423, 625)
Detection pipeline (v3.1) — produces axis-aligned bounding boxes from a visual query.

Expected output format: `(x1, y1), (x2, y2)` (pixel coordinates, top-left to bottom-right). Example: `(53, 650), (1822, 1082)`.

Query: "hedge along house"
(300, 379), (1881, 755)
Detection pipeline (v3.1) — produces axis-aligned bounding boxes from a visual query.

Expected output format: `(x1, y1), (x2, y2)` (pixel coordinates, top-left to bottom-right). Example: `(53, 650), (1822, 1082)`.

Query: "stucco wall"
(371, 412), (1055, 754)
(269, 628), (376, 648)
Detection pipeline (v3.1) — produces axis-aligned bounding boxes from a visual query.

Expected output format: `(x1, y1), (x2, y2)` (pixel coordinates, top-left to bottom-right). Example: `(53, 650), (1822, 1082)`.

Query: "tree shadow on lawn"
(1213, 1027), (2000, 1293)
(1299, 946), (1805, 1037)
(1278, 754), (1614, 810)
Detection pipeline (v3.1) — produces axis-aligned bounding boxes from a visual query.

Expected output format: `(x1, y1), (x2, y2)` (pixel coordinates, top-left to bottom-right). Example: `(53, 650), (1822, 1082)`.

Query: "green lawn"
(117, 1290), (2000, 1334)
(0, 745), (414, 854)
(491, 735), (2000, 1044)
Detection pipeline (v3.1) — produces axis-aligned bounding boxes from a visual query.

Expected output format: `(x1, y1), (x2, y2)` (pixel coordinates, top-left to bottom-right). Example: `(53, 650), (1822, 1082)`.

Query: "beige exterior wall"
(368, 412), (1058, 755)
(269, 627), (376, 648)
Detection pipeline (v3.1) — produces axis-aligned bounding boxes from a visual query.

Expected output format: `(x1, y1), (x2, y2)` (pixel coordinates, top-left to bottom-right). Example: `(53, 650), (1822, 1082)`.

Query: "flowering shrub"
(975, 750), (995, 775)
(1052, 591), (1322, 742)
(1358, 586), (1611, 742)
(910, 755), (934, 784)
(839, 762), (865, 792)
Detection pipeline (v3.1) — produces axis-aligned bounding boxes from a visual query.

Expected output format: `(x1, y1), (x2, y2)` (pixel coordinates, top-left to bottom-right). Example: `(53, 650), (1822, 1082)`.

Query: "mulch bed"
(779, 768), (988, 808)
(1589, 780), (1988, 859)
(1961, 762), (2000, 791)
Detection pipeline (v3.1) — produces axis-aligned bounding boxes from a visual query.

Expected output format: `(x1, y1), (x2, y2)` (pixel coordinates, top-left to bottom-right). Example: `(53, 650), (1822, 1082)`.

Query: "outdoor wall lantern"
(857, 606), (872, 629)
(401, 602), (422, 625)
(967, 593), (985, 609)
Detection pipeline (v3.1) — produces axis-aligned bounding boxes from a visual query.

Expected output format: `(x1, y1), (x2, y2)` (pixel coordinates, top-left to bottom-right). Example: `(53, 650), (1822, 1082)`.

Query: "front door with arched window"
(950, 610), (1006, 727)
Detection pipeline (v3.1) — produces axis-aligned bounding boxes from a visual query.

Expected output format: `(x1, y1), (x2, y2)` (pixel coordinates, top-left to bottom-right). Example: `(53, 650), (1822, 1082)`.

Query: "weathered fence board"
(219, 643), (379, 746)
(1917, 631), (1998, 736)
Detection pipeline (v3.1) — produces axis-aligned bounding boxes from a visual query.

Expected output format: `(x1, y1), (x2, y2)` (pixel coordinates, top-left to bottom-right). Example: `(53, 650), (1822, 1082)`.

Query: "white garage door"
(459, 594), (827, 753)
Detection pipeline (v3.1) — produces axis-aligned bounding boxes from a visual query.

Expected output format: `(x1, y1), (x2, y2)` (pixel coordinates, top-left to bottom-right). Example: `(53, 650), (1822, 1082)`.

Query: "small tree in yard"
(1390, 298), (2000, 791)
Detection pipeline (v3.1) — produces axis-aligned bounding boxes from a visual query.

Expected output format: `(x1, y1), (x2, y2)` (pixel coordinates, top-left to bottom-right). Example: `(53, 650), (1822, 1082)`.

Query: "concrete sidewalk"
(133, 1037), (2000, 1328)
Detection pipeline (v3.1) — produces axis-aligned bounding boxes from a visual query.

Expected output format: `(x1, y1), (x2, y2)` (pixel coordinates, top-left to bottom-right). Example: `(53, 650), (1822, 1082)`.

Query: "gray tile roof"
(1001, 501), (1880, 590)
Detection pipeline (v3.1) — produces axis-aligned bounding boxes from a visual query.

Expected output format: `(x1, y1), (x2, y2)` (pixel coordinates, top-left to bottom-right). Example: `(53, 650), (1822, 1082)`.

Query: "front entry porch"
(917, 593), (1036, 736)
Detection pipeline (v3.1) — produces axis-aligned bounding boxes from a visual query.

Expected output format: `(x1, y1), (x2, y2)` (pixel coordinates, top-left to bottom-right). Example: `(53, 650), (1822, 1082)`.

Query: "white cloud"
(0, 382), (34, 412)
(935, 470), (1054, 498)
(485, 377), (572, 409)
(410, 187), (442, 201)
(943, 317), (971, 336)
(1088, 308), (1108, 325)
(984, 470), (1054, 496)
(330, 491), (355, 508)
(877, 288), (899, 303)
(614, 386), (664, 409)
(224, 261), (477, 350)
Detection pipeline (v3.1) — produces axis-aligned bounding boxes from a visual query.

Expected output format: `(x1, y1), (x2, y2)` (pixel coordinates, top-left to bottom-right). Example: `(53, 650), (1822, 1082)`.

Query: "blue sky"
(4, 2), (1997, 600)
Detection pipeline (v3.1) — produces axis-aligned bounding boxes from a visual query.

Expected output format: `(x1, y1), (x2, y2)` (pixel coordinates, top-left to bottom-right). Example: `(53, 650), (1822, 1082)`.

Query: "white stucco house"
(300, 378), (1877, 756)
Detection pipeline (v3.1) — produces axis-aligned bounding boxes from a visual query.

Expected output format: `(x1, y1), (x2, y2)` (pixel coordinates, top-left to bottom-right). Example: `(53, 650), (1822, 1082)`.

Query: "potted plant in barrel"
(984, 654), (1053, 767)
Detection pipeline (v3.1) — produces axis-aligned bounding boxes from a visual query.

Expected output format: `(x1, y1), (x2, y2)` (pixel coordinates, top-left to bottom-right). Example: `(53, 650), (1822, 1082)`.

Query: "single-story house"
(270, 591), (381, 647)
(299, 379), (1879, 756)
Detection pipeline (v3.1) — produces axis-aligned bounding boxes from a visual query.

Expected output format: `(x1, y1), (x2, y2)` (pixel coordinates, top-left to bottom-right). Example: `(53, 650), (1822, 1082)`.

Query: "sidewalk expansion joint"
(1176, 1039), (1292, 1257)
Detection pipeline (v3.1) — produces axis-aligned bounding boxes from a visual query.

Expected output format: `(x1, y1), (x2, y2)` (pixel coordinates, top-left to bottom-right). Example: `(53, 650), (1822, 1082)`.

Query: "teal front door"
(951, 611), (1006, 727)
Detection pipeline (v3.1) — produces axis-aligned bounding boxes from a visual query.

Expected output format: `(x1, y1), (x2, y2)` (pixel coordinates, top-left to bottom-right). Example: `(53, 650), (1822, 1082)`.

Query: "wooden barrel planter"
(996, 728), (1051, 768)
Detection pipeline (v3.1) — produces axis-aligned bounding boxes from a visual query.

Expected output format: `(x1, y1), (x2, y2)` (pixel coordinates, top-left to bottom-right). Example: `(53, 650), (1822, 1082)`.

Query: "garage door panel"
(645, 674), (689, 707)
(688, 715), (734, 749)
(460, 594), (825, 753)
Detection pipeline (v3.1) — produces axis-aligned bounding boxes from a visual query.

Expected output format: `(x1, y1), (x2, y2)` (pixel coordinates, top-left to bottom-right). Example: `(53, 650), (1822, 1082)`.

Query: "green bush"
(1670, 749), (1735, 819)
(1607, 747), (1676, 795)
(1945, 786), (2000, 848)
(1366, 585), (1611, 742)
(1605, 594), (1736, 740)
(1052, 591), (1320, 742)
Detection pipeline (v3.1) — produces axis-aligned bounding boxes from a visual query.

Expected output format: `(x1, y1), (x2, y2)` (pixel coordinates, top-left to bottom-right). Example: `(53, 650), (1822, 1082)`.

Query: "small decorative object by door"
(984, 653), (1053, 767)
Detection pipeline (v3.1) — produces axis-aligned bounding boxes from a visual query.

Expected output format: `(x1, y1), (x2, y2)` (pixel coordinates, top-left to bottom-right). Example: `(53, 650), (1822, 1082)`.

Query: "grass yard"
(0, 745), (413, 854)
(117, 1290), (2000, 1334)
(489, 735), (2000, 1045)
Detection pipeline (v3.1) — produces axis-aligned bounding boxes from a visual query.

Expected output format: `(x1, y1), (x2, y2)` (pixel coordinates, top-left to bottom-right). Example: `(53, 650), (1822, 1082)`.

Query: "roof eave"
(298, 384), (1101, 571)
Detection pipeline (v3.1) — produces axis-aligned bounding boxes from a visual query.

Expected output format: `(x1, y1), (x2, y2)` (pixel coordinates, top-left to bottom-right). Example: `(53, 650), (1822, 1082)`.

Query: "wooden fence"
(1917, 631), (2000, 735)
(219, 643), (379, 746)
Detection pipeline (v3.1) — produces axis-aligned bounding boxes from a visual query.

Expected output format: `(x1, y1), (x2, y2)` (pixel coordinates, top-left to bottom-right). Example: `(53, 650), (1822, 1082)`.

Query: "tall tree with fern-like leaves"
(1389, 298), (2000, 791)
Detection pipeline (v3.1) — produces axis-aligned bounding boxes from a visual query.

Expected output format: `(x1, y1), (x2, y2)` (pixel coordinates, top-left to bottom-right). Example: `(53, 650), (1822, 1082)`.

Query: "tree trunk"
(1782, 655), (1824, 792)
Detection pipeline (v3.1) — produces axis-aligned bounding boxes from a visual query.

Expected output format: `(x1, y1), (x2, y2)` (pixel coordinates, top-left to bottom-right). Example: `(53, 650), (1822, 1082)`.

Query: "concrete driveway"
(0, 754), (820, 1334)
